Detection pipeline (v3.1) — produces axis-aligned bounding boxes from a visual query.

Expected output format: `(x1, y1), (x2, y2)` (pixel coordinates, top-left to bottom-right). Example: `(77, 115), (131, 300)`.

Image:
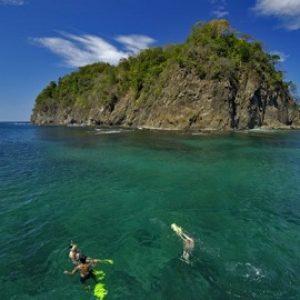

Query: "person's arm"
(178, 231), (194, 243)
(64, 266), (79, 275)
(88, 258), (114, 265)
(182, 232), (192, 240)
(84, 259), (98, 268)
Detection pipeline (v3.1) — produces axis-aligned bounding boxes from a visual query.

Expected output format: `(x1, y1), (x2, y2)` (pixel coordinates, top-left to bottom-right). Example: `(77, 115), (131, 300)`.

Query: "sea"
(0, 122), (299, 299)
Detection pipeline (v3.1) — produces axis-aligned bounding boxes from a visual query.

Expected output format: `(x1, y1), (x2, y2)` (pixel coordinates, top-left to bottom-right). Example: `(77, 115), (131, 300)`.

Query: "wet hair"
(79, 254), (87, 263)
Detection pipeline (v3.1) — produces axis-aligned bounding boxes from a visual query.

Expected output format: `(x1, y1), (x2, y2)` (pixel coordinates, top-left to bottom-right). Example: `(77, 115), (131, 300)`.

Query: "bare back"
(78, 262), (92, 277)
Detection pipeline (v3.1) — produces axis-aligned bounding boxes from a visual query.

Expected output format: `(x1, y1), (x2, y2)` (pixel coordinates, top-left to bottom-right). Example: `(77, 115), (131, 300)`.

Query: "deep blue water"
(0, 122), (299, 299)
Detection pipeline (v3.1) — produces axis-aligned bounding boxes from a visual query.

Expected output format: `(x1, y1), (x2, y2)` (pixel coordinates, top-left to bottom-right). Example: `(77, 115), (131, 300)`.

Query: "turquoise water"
(0, 123), (299, 300)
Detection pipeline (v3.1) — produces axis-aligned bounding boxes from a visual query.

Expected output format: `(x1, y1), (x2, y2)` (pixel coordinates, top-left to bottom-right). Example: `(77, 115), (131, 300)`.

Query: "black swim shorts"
(80, 270), (95, 284)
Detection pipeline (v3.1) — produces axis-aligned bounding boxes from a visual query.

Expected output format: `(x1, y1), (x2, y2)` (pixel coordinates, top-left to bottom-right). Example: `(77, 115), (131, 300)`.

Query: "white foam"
(226, 261), (265, 281)
(13, 122), (30, 126)
(95, 129), (123, 134)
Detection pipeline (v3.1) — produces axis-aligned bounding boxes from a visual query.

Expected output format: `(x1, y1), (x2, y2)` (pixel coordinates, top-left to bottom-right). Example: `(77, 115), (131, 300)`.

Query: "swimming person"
(68, 241), (81, 264)
(64, 254), (101, 284)
(171, 223), (195, 262)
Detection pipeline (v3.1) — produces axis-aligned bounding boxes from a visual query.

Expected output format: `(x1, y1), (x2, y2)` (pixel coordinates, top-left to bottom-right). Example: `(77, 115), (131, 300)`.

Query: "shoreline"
(29, 122), (300, 134)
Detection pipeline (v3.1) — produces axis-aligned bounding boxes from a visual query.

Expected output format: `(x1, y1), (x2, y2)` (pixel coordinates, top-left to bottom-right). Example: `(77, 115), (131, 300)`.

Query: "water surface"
(0, 123), (299, 299)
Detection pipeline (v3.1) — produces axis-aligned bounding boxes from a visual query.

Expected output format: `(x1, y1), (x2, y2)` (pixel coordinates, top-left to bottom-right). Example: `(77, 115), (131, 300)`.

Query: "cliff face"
(31, 20), (300, 130)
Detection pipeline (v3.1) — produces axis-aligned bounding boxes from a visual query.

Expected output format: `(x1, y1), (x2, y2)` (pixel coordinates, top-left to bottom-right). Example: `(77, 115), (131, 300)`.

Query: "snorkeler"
(68, 241), (81, 264)
(171, 223), (195, 262)
(64, 254), (101, 284)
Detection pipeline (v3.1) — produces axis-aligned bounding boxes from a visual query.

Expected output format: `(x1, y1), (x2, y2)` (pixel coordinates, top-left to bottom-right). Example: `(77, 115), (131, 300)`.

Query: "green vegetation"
(34, 20), (293, 113)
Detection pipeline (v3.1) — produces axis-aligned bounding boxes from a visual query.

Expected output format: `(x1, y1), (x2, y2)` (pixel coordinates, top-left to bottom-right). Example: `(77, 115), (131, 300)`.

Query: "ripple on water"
(1, 124), (300, 299)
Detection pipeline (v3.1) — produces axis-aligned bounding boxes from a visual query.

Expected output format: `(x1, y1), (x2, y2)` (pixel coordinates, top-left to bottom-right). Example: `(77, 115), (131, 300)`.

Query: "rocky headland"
(31, 20), (300, 130)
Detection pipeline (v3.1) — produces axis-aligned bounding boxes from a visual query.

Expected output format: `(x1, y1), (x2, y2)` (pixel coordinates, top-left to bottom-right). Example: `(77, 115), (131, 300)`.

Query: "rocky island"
(31, 20), (300, 130)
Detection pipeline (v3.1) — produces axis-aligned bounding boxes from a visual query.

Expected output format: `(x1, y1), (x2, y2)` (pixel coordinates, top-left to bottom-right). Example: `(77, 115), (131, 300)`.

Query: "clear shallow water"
(0, 123), (299, 300)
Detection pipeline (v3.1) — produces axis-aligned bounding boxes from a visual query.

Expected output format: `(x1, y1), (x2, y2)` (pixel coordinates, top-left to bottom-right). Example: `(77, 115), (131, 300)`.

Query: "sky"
(0, 0), (300, 121)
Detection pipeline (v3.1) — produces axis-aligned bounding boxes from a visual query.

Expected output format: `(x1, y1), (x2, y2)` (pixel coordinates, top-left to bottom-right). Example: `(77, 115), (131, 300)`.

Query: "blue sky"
(0, 0), (300, 121)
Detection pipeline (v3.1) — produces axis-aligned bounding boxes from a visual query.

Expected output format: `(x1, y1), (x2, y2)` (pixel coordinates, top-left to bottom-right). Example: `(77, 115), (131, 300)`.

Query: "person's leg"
(80, 273), (91, 284)
(182, 250), (190, 261)
(80, 276), (86, 284)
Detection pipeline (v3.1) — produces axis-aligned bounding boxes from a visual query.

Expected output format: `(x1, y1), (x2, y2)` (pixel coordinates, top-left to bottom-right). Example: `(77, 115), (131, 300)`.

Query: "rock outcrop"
(31, 20), (300, 130)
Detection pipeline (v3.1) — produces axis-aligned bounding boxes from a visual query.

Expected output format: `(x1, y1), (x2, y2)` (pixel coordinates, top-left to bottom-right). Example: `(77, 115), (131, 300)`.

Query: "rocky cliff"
(31, 20), (300, 130)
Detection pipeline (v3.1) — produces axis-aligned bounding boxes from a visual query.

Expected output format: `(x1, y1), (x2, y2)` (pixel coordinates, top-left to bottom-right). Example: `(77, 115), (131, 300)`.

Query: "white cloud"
(270, 51), (289, 62)
(210, 0), (226, 4)
(210, 0), (229, 18)
(212, 8), (229, 18)
(115, 35), (156, 53)
(0, 0), (24, 5)
(32, 32), (155, 68)
(254, 0), (300, 30)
